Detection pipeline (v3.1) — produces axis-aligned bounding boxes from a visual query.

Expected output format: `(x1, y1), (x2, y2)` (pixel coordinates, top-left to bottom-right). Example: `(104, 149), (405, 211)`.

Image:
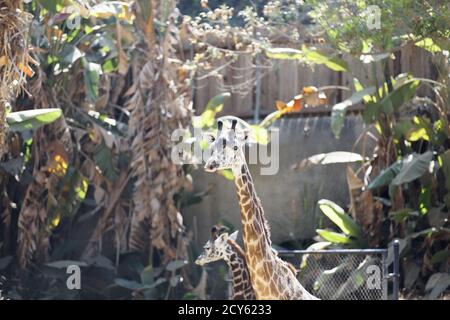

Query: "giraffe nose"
(205, 160), (218, 172)
(195, 256), (205, 266)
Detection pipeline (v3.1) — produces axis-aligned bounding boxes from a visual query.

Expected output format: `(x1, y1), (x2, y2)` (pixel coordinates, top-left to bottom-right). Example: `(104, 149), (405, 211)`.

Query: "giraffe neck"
(232, 161), (272, 250)
(230, 154), (319, 300)
(223, 239), (255, 300)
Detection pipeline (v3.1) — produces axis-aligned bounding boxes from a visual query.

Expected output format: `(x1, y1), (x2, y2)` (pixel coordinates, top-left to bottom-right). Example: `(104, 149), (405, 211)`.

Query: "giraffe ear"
(240, 128), (253, 144)
(228, 230), (239, 241)
(201, 131), (216, 143)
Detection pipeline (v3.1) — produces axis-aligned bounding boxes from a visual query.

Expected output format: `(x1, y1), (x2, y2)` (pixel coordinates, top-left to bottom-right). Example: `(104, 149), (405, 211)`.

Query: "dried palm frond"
(0, 0), (34, 156)
(127, 2), (193, 263)
(17, 116), (73, 268)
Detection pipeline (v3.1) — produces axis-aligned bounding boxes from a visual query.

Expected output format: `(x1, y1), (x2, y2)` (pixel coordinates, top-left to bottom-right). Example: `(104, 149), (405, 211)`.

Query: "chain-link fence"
(226, 242), (400, 300)
(279, 249), (388, 300)
(276, 242), (400, 300)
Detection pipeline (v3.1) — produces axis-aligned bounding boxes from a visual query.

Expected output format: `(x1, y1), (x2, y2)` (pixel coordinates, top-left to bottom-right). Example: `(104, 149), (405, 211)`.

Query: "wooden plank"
(260, 57), (279, 115)
(278, 59), (298, 101)
(229, 53), (254, 117)
(192, 48), (437, 118)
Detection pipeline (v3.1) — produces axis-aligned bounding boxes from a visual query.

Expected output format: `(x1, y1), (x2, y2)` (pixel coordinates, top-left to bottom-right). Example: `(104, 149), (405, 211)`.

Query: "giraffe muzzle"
(195, 256), (206, 266)
(204, 160), (219, 172)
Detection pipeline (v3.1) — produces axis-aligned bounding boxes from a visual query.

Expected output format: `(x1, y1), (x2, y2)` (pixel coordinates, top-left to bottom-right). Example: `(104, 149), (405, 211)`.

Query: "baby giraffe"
(195, 226), (256, 300)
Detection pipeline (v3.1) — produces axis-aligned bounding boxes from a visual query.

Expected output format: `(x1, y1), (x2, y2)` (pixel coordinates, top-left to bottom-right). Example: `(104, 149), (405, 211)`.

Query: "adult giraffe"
(203, 119), (318, 300)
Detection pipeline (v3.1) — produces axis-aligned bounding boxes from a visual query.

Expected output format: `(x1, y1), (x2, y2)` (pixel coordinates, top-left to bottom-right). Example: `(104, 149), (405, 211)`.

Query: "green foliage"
(82, 58), (102, 103)
(193, 92), (230, 128)
(316, 229), (355, 245)
(265, 47), (303, 60)
(331, 87), (376, 138)
(391, 152), (433, 186)
(265, 45), (348, 72)
(380, 78), (420, 114)
(316, 199), (366, 248)
(367, 162), (403, 189)
(317, 199), (361, 238)
(6, 108), (62, 132)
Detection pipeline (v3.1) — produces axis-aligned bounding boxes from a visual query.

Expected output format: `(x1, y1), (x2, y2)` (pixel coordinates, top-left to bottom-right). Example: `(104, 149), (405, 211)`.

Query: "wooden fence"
(192, 43), (435, 119)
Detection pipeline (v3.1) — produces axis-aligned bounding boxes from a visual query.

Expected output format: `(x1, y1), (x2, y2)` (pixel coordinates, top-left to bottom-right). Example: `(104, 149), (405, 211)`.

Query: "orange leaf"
(19, 63), (34, 77)
(303, 86), (318, 95)
(0, 55), (7, 67)
(286, 100), (295, 108)
(293, 95), (303, 111)
(318, 92), (327, 105)
(276, 100), (287, 111)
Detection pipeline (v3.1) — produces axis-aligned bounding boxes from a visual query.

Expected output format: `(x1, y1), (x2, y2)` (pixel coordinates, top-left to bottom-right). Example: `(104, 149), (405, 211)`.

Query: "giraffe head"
(204, 119), (250, 172)
(195, 225), (239, 266)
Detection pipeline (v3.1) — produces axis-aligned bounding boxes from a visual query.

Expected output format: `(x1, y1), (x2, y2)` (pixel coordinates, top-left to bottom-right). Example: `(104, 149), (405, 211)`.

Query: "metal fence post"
(382, 249), (388, 300)
(392, 239), (400, 300)
(253, 54), (262, 123)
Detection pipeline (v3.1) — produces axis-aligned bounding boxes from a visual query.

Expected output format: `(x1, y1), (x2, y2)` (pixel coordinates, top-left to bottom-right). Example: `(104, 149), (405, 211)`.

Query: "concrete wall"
(184, 115), (369, 247)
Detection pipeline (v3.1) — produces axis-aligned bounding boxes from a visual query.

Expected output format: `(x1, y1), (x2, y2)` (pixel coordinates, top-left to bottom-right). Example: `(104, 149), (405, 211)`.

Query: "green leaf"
(6, 108), (62, 132)
(265, 47), (303, 60)
(294, 151), (363, 170)
(267, 45), (348, 71)
(114, 278), (143, 290)
(90, 2), (122, 18)
(362, 102), (381, 124)
(316, 229), (353, 244)
(60, 45), (84, 67)
(391, 152), (433, 186)
(332, 257), (374, 299)
(193, 93), (231, 129)
(380, 79), (420, 114)
(102, 59), (117, 73)
(37, 0), (64, 13)
(302, 45), (348, 71)
(394, 119), (414, 139)
(331, 87), (376, 138)
(428, 207), (448, 228)
(360, 52), (391, 63)
(313, 262), (348, 294)
(249, 125), (269, 145)
(389, 209), (418, 222)
(318, 199), (361, 238)
(182, 292), (198, 300)
(219, 169), (234, 180)
(404, 261), (420, 290)
(367, 162), (402, 189)
(166, 259), (187, 271)
(410, 227), (446, 238)
(82, 58), (102, 103)
(415, 38), (442, 53)
(140, 265), (154, 286)
(93, 142), (118, 182)
(353, 78), (364, 92)
(425, 273), (450, 299)
(431, 250), (450, 265)
(206, 92), (231, 113)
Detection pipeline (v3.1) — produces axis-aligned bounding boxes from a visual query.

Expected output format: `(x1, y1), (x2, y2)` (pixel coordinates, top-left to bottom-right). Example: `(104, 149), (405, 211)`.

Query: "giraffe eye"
(233, 146), (238, 151)
(209, 136), (215, 142)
